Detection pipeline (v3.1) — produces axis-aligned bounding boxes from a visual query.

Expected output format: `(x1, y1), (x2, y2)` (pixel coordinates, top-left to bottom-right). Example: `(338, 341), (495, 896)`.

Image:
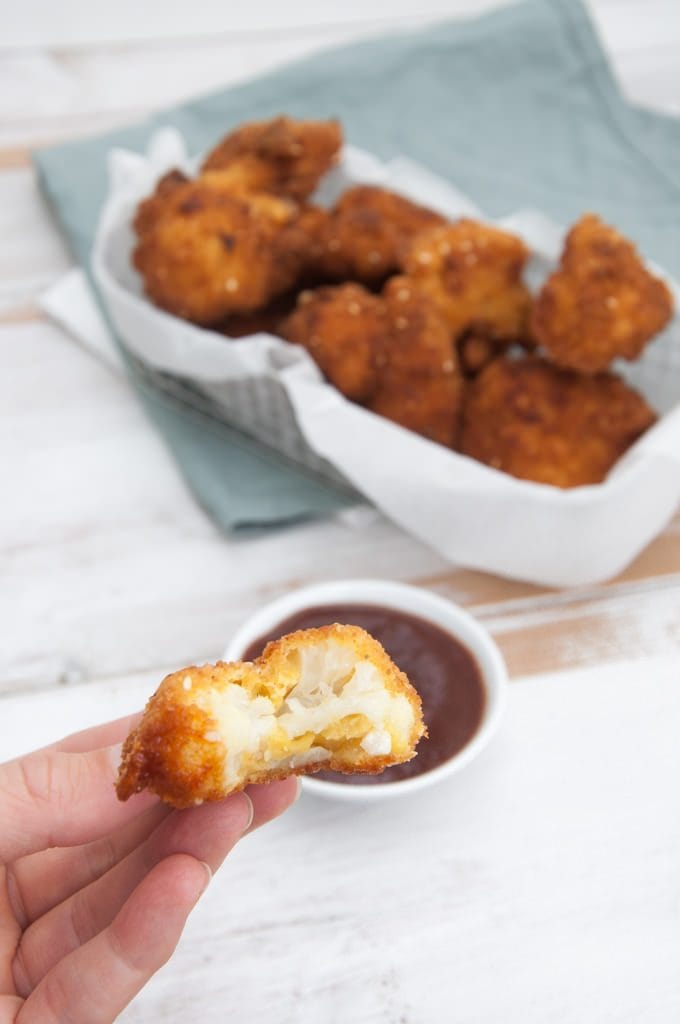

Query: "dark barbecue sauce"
(241, 602), (486, 785)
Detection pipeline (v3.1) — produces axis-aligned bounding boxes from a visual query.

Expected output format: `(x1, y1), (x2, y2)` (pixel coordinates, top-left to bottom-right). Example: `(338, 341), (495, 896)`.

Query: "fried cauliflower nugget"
(457, 332), (507, 377)
(279, 283), (389, 401)
(312, 186), (447, 287)
(404, 220), (532, 342)
(200, 115), (342, 201)
(133, 168), (191, 236)
(459, 355), (656, 488)
(218, 291), (299, 339)
(531, 214), (674, 373)
(117, 625), (425, 807)
(133, 175), (307, 324)
(367, 277), (464, 446)
(456, 327), (537, 378)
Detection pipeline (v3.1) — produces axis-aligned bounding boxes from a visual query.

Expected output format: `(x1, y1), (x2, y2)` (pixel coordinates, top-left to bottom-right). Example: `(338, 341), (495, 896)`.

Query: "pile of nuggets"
(133, 116), (674, 488)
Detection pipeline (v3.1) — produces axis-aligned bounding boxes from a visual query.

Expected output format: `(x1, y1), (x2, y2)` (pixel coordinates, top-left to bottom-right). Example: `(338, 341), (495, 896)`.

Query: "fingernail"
(293, 777), (303, 802)
(199, 861), (212, 894)
(242, 792), (255, 833)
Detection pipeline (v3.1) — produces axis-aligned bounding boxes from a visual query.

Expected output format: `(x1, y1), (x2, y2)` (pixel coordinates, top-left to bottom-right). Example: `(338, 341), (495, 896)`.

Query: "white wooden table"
(2, 2), (680, 1021)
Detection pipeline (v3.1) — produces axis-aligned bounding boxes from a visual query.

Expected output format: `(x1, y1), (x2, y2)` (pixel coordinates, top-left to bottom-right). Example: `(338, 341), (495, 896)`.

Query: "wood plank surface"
(2, 3), (679, 1022)
(3, 0), (505, 49)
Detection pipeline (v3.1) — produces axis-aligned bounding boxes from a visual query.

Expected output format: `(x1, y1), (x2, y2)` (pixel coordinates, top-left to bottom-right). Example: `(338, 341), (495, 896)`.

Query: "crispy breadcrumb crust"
(311, 185), (447, 287)
(403, 219), (532, 342)
(531, 214), (674, 373)
(200, 116), (342, 201)
(459, 355), (657, 487)
(279, 284), (390, 401)
(367, 276), (464, 447)
(132, 177), (308, 325)
(116, 624), (425, 807)
(217, 290), (299, 339)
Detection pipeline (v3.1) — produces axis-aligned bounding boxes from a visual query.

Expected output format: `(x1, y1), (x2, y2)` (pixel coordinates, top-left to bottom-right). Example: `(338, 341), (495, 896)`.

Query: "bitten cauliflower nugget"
(404, 219), (532, 342)
(531, 214), (674, 373)
(459, 356), (656, 488)
(200, 115), (342, 201)
(312, 185), (447, 287)
(367, 276), (464, 447)
(133, 175), (307, 324)
(117, 625), (425, 807)
(279, 283), (389, 401)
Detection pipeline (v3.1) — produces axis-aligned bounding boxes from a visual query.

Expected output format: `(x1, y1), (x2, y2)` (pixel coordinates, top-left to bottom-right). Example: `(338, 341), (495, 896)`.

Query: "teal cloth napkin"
(34, 0), (680, 531)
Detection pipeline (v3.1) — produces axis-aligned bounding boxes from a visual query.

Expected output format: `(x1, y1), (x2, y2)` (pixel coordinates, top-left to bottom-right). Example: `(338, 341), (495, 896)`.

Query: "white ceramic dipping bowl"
(224, 579), (507, 801)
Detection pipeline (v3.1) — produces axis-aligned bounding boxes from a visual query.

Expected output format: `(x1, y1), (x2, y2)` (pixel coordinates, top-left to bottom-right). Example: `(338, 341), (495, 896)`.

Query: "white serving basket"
(92, 128), (680, 588)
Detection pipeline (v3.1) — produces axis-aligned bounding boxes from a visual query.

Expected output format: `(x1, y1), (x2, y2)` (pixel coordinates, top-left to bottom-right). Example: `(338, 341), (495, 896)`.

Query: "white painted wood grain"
(0, 670), (160, 760)
(1, 656), (678, 1022)
(2, 0), (504, 49)
(587, 0), (680, 51)
(0, 168), (70, 312)
(1, 0), (679, 154)
(0, 21), (436, 147)
(616, 51), (680, 116)
(5, 0), (679, 52)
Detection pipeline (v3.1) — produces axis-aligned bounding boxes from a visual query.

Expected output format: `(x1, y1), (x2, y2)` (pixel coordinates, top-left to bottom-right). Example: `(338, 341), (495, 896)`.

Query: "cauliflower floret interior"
(201, 636), (415, 787)
(116, 623), (425, 806)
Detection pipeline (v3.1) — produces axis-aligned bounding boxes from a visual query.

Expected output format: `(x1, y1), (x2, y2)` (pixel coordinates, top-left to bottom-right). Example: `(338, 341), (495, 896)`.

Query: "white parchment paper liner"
(91, 129), (680, 587)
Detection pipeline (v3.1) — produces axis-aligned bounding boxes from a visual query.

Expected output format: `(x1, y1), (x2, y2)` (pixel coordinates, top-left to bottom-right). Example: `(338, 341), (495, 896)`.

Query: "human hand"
(0, 714), (299, 1023)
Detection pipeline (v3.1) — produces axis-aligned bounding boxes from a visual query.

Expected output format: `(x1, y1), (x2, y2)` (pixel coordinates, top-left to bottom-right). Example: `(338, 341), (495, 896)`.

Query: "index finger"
(46, 714), (142, 755)
(0, 741), (157, 863)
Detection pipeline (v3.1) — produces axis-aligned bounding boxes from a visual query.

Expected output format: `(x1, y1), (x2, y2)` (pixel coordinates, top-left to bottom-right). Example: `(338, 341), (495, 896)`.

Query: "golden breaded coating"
(404, 219), (532, 342)
(282, 203), (336, 288)
(312, 185), (447, 287)
(218, 291), (299, 339)
(133, 175), (307, 324)
(117, 624), (425, 807)
(459, 355), (656, 488)
(200, 115), (342, 201)
(133, 168), (191, 236)
(457, 332), (505, 377)
(456, 330), (536, 377)
(531, 214), (674, 373)
(279, 283), (389, 401)
(367, 277), (464, 446)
